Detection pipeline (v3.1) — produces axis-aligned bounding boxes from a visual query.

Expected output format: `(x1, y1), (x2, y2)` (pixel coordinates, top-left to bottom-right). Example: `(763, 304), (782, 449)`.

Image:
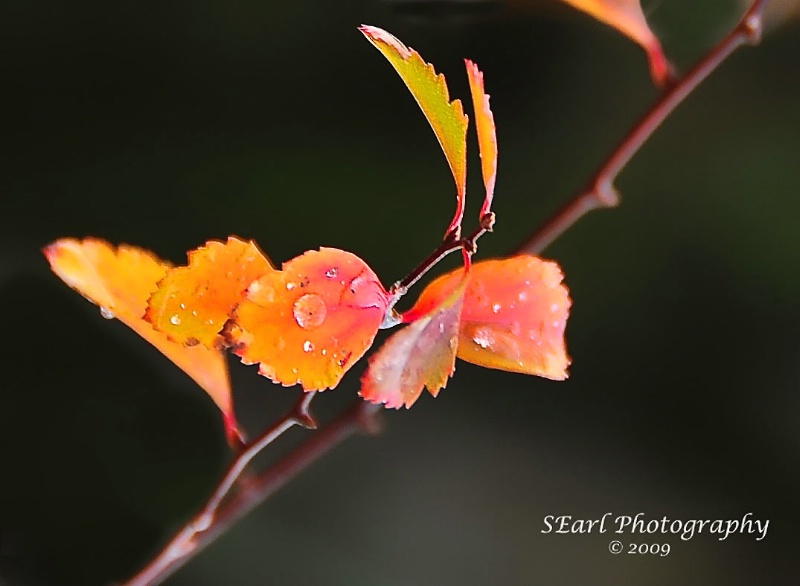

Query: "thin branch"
(517, 0), (769, 255)
(121, 391), (321, 586)
(390, 212), (495, 301)
(136, 401), (383, 585)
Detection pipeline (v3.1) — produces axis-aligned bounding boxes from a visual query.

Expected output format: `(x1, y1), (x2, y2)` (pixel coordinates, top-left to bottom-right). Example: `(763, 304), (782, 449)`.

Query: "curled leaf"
(465, 59), (498, 218)
(561, 0), (671, 86)
(225, 248), (390, 391)
(146, 236), (273, 349)
(361, 270), (468, 409)
(44, 238), (244, 446)
(413, 255), (571, 380)
(361, 24), (469, 235)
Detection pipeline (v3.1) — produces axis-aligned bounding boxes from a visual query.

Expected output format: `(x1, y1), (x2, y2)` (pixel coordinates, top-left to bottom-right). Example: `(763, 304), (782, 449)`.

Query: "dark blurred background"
(2, 0), (799, 584)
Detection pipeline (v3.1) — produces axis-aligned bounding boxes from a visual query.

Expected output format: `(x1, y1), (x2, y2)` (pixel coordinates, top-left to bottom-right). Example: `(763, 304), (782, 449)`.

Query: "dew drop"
(293, 293), (327, 330)
(473, 327), (494, 349)
(191, 310), (198, 317)
(550, 303), (559, 313)
(552, 321), (560, 328)
(517, 291), (528, 302)
(438, 323), (445, 334)
(325, 267), (338, 278)
(170, 314), (181, 326)
(303, 340), (314, 353)
(474, 336), (491, 349)
(321, 349), (327, 356)
(286, 282), (296, 291)
(179, 303), (186, 310)
(100, 307), (115, 320)
(492, 303), (501, 314)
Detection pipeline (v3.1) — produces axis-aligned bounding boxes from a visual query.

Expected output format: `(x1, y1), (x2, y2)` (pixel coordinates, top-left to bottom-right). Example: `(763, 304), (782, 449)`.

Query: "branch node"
(595, 180), (621, 207)
(742, 12), (763, 45)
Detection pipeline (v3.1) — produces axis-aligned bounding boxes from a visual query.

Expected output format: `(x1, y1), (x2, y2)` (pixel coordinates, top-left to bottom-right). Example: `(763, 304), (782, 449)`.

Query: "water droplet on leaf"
(473, 327), (494, 349)
(292, 293), (327, 330)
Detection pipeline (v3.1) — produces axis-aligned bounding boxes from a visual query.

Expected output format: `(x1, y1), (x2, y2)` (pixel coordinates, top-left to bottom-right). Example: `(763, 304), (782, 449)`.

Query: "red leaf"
(361, 270), (467, 409)
(465, 59), (498, 218)
(412, 255), (571, 380)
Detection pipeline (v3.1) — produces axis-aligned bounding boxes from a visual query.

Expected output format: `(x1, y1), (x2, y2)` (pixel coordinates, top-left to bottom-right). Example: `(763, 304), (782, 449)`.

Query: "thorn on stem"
(595, 181), (621, 207)
(742, 12), (763, 44)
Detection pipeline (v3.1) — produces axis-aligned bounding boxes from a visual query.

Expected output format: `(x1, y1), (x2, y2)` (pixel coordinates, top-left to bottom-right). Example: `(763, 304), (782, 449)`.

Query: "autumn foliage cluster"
(39, 2), (783, 585)
(46, 24), (575, 445)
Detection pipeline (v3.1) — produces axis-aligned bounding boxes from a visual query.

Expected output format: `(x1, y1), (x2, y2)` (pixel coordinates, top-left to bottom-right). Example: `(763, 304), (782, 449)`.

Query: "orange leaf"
(360, 24), (469, 235)
(225, 248), (390, 391)
(360, 270), (467, 409)
(146, 236), (273, 349)
(44, 238), (244, 445)
(561, 0), (670, 86)
(465, 59), (498, 218)
(413, 255), (571, 380)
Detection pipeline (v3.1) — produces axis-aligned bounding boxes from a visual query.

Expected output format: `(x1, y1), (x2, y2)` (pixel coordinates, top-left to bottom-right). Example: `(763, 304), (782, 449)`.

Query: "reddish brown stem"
(390, 212), (495, 302)
(121, 391), (320, 586)
(517, 0), (769, 255)
(128, 401), (383, 586)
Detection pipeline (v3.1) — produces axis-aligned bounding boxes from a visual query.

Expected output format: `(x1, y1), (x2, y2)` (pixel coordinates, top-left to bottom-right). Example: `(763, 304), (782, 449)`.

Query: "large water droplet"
(293, 293), (327, 330)
(303, 340), (314, 353)
(170, 314), (181, 326)
(100, 307), (115, 320)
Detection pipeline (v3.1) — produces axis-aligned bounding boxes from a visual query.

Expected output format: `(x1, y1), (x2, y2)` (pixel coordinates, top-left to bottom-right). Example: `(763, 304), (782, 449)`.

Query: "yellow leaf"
(146, 236), (273, 349)
(465, 59), (498, 217)
(44, 238), (243, 445)
(361, 25), (469, 233)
